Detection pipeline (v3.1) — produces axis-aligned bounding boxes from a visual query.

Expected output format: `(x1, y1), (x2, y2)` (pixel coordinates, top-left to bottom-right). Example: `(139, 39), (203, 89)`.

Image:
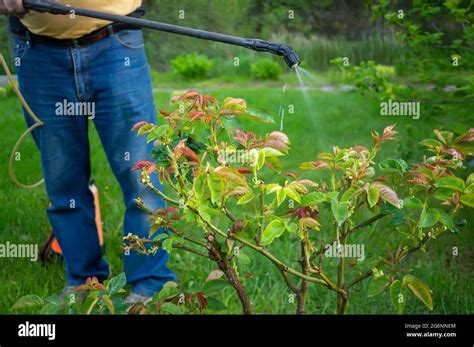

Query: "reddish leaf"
(132, 160), (157, 175)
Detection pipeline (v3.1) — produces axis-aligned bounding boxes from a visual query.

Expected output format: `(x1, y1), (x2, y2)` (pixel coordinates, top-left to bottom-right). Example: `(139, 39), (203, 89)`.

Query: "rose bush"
(125, 90), (473, 314)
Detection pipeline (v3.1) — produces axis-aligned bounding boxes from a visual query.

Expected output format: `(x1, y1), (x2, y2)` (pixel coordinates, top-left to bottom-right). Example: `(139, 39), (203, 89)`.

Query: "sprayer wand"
(23, 0), (301, 68)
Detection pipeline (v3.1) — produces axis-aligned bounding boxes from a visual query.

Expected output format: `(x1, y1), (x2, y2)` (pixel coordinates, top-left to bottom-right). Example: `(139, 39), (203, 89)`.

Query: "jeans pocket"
(113, 29), (145, 50)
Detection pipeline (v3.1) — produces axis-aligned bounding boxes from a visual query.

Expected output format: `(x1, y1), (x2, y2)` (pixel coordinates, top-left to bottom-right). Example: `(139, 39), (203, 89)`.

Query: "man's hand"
(0, 0), (27, 17)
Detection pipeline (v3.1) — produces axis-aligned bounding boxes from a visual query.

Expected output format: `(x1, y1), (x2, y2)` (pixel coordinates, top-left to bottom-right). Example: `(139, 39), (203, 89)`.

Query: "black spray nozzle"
(243, 39), (301, 68)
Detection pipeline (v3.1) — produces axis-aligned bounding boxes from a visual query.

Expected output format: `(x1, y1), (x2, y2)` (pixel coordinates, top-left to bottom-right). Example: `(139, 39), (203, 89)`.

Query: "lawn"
(0, 83), (473, 314)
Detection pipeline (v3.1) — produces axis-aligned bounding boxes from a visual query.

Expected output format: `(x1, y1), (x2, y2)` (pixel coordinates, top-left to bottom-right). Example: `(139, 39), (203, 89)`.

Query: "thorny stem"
(297, 231), (310, 314)
(206, 234), (252, 314)
(165, 145), (187, 192)
(336, 228), (348, 314)
(258, 186), (266, 239)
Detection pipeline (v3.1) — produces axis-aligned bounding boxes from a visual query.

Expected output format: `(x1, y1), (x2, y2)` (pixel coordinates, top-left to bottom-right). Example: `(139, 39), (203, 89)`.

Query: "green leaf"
(434, 176), (465, 192)
(152, 233), (168, 241)
(12, 295), (44, 310)
(390, 280), (406, 314)
(283, 186), (300, 203)
(207, 173), (224, 205)
(367, 277), (389, 297)
(367, 184), (380, 208)
(107, 272), (127, 295)
(265, 155), (282, 173)
(157, 281), (179, 300)
(206, 297), (227, 312)
(237, 192), (254, 205)
(102, 295), (115, 315)
(81, 291), (100, 315)
(40, 303), (61, 315)
(419, 208), (439, 228)
(154, 124), (170, 137)
(433, 188), (454, 201)
(193, 172), (207, 200)
(261, 147), (284, 157)
(162, 238), (173, 253)
(403, 197), (423, 209)
(467, 173), (474, 186)
(137, 123), (154, 136)
(331, 200), (349, 226)
(460, 193), (474, 207)
(256, 150), (266, 170)
(341, 187), (360, 203)
(419, 139), (442, 150)
(159, 302), (182, 315)
(237, 105), (274, 123)
(379, 158), (408, 174)
(402, 275), (433, 310)
(202, 279), (228, 293)
(372, 182), (401, 208)
(276, 189), (286, 206)
(437, 210), (456, 231)
(260, 220), (286, 246)
(301, 192), (327, 206)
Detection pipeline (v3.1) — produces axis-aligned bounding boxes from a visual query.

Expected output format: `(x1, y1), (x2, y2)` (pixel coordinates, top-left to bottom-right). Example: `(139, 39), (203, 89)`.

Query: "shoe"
(124, 292), (152, 305)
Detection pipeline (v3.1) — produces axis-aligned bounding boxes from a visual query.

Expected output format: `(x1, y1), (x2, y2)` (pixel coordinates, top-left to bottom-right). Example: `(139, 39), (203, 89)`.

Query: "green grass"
(0, 86), (473, 314)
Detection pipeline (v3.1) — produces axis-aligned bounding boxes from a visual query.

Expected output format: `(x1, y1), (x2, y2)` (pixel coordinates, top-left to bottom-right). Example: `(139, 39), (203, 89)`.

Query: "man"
(1, 0), (175, 303)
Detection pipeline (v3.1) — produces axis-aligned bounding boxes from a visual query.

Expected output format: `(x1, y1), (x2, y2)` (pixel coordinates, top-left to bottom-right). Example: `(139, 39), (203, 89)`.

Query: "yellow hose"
(0, 52), (44, 189)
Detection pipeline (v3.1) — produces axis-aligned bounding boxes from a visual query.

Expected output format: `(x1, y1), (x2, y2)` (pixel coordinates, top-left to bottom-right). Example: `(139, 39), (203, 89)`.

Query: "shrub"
(0, 81), (17, 98)
(250, 58), (282, 80)
(171, 53), (214, 79)
(12, 273), (217, 314)
(127, 90), (472, 315)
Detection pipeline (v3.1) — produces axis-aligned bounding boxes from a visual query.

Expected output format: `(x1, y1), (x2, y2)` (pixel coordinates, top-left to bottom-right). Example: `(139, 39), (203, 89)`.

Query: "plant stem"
(133, 200), (208, 249)
(310, 213), (387, 261)
(190, 205), (345, 294)
(297, 233), (310, 314)
(141, 181), (180, 206)
(336, 229), (348, 314)
(206, 234), (252, 314)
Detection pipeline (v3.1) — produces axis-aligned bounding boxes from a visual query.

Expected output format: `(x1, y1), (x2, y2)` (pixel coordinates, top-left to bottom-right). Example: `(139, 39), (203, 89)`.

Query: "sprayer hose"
(0, 53), (44, 189)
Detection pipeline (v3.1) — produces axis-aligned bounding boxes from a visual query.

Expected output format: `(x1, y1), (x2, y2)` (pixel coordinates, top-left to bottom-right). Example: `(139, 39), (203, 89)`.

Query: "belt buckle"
(72, 39), (80, 48)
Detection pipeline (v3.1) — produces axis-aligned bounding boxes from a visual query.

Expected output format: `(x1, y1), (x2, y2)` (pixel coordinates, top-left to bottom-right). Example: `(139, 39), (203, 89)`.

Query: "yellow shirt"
(20, 0), (142, 39)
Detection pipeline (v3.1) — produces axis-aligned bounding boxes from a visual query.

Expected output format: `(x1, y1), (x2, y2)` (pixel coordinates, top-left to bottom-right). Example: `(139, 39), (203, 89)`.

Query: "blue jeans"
(13, 28), (175, 296)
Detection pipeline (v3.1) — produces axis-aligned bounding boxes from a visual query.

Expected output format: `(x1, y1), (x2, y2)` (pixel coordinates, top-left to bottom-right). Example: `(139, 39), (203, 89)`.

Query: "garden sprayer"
(1, 0), (301, 189)
(23, 0), (301, 68)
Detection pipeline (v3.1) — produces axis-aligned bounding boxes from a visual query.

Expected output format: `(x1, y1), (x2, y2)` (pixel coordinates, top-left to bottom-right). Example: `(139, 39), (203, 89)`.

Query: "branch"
(278, 268), (300, 295)
(134, 199), (208, 248)
(349, 213), (387, 234)
(141, 181), (180, 206)
(347, 236), (431, 289)
(311, 213), (387, 260)
(124, 236), (208, 258)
